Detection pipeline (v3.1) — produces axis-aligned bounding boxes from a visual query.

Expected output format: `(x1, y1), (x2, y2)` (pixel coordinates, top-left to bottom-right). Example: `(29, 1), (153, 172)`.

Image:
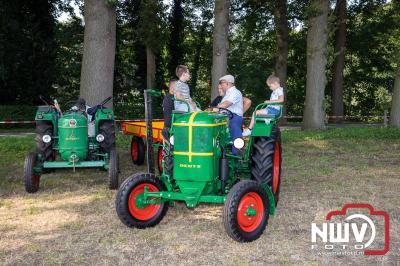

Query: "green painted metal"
(246, 206), (257, 217)
(140, 101), (282, 215)
(251, 102), (282, 137)
(43, 160), (106, 168)
(171, 111), (229, 206)
(94, 108), (114, 133)
(144, 190), (226, 207)
(263, 183), (276, 215)
(58, 112), (88, 161)
(35, 106), (59, 135)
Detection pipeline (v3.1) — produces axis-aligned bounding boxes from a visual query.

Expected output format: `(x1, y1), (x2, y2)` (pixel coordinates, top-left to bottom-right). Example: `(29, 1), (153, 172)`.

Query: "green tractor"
(24, 97), (119, 193)
(116, 97), (282, 242)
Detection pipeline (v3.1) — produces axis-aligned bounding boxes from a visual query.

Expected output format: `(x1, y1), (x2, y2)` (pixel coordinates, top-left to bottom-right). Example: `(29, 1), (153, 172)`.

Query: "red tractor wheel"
(130, 137), (145, 165)
(157, 146), (163, 175)
(223, 180), (269, 242)
(116, 173), (168, 228)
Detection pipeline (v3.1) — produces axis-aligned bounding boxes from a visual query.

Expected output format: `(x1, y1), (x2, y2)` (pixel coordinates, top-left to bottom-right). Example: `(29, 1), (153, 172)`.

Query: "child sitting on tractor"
(242, 74), (284, 137)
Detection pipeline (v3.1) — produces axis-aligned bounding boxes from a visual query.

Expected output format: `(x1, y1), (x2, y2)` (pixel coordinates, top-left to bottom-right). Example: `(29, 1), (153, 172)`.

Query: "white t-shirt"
(220, 86), (243, 116)
(269, 87), (284, 110)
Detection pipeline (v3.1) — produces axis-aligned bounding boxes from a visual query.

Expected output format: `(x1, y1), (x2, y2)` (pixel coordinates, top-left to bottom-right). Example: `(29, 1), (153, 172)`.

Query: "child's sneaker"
(242, 128), (252, 137)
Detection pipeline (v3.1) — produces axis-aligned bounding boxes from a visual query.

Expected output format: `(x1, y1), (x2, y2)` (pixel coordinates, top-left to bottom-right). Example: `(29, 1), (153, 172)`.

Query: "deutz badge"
(69, 119), (77, 128)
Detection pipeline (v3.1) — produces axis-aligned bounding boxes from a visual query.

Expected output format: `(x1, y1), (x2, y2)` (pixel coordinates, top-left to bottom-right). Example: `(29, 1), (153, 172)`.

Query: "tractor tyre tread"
(108, 148), (119, 189)
(223, 180), (269, 242)
(24, 152), (40, 193)
(115, 173), (168, 228)
(99, 120), (116, 153)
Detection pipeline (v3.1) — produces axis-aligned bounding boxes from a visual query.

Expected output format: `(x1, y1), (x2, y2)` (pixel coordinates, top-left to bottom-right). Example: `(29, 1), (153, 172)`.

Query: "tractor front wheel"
(115, 173), (168, 228)
(24, 152), (41, 193)
(130, 137), (145, 165)
(223, 180), (269, 242)
(108, 149), (119, 189)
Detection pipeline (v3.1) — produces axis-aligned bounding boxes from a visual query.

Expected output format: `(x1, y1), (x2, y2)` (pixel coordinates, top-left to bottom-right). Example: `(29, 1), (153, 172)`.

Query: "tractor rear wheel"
(24, 152), (41, 193)
(35, 121), (53, 160)
(162, 146), (173, 177)
(116, 173), (168, 228)
(223, 180), (269, 242)
(108, 149), (119, 189)
(251, 126), (282, 206)
(99, 120), (116, 153)
(131, 137), (145, 165)
(157, 146), (163, 175)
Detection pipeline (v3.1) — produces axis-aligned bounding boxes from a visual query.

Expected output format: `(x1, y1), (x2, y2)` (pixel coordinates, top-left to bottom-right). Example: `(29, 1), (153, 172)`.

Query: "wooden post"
(144, 90), (155, 174)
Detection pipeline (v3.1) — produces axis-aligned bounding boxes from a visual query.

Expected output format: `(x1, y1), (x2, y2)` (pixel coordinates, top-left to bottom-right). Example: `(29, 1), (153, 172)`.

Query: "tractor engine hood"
(58, 113), (88, 162)
(171, 111), (229, 196)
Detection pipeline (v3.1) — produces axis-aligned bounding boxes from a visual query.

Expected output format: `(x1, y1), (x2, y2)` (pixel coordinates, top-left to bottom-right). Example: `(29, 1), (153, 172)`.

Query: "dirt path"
(0, 136), (398, 265)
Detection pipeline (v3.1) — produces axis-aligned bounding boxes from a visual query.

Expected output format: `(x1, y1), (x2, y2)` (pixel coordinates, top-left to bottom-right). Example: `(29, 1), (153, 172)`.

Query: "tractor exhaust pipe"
(219, 151), (229, 194)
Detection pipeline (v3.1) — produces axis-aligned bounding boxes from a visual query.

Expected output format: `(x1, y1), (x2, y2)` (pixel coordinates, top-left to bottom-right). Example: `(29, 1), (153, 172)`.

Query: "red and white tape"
(0, 120), (35, 124)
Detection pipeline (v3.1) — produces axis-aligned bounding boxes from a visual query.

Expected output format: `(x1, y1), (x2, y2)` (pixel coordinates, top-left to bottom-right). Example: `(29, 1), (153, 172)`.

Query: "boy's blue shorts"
(264, 106), (280, 115)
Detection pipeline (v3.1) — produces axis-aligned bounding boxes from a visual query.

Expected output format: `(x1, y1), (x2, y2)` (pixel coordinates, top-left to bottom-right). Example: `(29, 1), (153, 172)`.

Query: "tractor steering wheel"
(216, 107), (234, 120)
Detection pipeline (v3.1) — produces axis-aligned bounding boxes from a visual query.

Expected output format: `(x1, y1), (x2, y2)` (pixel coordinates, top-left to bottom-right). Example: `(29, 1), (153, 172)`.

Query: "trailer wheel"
(251, 126), (282, 206)
(157, 146), (163, 175)
(108, 149), (119, 189)
(131, 137), (145, 165)
(223, 180), (269, 242)
(99, 120), (116, 153)
(35, 121), (53, 160)
(24, 152), (41, 193)
(116, 173), (168, 228)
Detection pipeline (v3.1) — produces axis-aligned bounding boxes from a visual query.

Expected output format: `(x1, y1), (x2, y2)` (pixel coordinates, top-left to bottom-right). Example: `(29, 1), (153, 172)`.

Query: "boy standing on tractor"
(162, 78), (177, 139)
(174, 65), (199, 112)
(213, 74), (244, 154)
(243, 74), (284, 137)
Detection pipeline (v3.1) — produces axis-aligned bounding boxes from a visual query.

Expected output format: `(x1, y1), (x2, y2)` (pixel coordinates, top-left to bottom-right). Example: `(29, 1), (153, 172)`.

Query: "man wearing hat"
(213, 74), (244, 154)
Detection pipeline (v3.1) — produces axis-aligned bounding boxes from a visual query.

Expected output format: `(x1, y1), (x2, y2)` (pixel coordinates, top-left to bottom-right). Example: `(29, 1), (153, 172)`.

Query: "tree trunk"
(390, 68), (400, 127)
(331, 0), (347, 123)
(274, 0), (289, 124)
(146, 46), (156, 89)
(303, 0), (329, 130)
(80, 0), (116, 108)
(211, 0), (230, 100)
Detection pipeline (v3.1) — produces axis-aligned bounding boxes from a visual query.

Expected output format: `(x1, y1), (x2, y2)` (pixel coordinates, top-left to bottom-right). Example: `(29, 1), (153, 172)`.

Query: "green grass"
(282, 126), (400, 142)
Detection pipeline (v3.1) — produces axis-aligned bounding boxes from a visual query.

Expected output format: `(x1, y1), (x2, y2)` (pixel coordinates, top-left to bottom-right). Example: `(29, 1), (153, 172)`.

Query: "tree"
(303, 0), (329, 130)
(0, 0), (57, 105)
(137, 0), (164, 89)
(80, 0), (116, 107)
(390, 68), (400, 127)
(331, 0), (347, 123)
(167, 0), (185, 78)
(273, 0), (289, 123)
(211, 0), (230, 100)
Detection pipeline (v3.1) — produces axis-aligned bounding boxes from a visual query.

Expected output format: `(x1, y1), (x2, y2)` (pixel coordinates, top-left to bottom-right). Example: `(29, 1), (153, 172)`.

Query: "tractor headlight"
(96, 134), (105, 142)
(42, 135), (52, 143)
(233, 138), (245, 149)
(169, 135), (174, 145)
